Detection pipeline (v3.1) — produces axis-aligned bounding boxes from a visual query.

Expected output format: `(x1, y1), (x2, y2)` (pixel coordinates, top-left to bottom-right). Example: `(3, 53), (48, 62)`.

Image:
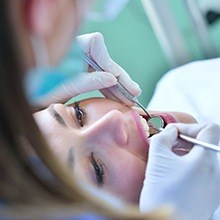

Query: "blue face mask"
(24, 40), (85, 105)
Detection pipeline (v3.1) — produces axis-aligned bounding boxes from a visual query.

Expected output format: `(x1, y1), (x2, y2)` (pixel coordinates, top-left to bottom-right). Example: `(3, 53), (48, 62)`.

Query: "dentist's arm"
(140, 123), (220, 220)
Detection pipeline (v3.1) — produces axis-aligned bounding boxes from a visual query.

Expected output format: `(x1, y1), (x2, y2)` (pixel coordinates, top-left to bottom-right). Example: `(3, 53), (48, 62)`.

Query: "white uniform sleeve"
(147, 58), (220, 125)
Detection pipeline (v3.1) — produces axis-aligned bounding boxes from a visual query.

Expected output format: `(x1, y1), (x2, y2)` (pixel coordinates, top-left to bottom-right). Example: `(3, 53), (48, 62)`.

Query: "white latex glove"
(43, 32), (141, 107)
(77, 32), (141, 104)
(140, 123), (220, 220)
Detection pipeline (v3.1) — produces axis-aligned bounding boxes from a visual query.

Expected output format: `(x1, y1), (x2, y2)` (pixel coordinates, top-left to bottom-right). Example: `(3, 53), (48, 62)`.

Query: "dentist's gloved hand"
(140, 123), (220, 220)
(77, 32), (141, 105)
(47, 32), (141, 106)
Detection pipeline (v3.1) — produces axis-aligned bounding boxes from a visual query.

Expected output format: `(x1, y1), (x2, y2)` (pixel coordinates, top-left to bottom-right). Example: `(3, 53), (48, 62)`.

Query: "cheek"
(49, 2), (78, 65)
(149, 111), (197, 124)
(75, 0), (93, 24)
(107, 152), (146, 204)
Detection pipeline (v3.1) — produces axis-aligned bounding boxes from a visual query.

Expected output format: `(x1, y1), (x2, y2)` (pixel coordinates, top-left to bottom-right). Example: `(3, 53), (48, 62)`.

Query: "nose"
(83, 110), (128, 146)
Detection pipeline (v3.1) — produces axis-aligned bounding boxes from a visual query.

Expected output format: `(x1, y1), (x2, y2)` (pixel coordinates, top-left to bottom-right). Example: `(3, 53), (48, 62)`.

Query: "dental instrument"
(80, 52), (165, 136)
(150, 125), (220, 152)
(82, 49), (220, 152)
(81, 52), (147, 110)
(80, 52), (150, 115)
(179, 133), (220, 152)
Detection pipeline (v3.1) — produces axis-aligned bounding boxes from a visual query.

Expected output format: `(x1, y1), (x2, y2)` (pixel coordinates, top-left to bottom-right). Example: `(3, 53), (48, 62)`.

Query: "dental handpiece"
(80, 52), (150, 116)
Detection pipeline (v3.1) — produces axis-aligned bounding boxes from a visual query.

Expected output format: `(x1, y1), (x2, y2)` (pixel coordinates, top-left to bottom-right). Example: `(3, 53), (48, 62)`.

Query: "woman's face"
(34, 98), (196, 204)
(45, 0), (93, 65)
(15, 0), (93, 66)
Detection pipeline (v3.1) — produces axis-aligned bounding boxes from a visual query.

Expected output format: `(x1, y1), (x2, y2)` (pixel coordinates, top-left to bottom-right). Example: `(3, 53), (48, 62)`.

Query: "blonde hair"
(0, 1), (170, 219)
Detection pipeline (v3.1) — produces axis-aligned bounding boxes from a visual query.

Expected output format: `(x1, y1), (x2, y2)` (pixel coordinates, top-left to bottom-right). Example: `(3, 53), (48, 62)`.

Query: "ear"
(24, 0), (57, 37)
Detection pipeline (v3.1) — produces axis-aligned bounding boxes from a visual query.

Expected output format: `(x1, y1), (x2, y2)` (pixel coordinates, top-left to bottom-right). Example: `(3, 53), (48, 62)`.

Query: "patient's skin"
(34, 97), (196, 204)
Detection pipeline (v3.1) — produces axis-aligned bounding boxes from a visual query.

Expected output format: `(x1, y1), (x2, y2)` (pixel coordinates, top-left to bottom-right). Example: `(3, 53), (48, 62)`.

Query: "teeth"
(140, 116), (150, 137)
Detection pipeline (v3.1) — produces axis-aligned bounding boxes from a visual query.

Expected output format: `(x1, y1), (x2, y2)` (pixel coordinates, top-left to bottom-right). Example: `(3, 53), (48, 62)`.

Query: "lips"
(139, 112), (177, 137)
(141, 113), (177, 126)
(155, 113), (177, 125)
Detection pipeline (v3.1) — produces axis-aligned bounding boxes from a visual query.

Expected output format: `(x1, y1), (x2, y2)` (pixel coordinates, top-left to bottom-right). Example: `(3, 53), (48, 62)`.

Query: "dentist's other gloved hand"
(49, 32), (141, 106)
(140, 123), (220, 220)
(76, 32), (141, 105)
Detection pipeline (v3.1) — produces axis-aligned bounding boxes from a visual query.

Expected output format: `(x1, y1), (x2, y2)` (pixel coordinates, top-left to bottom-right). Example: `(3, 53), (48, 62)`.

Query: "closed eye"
(90, 152), (104, 186)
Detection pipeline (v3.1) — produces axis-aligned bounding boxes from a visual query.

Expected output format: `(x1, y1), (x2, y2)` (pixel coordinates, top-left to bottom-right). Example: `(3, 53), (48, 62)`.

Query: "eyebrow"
(48, 104), (66, 126)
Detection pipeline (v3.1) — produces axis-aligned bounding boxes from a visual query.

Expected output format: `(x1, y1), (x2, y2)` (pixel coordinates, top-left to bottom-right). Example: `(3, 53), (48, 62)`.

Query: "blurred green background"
(73, 0), (220, 105)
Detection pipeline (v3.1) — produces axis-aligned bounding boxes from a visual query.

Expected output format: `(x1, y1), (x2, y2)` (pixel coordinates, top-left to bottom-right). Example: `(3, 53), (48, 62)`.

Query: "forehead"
(78, 97), (118, 105)
(76, 97), (130, 111)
